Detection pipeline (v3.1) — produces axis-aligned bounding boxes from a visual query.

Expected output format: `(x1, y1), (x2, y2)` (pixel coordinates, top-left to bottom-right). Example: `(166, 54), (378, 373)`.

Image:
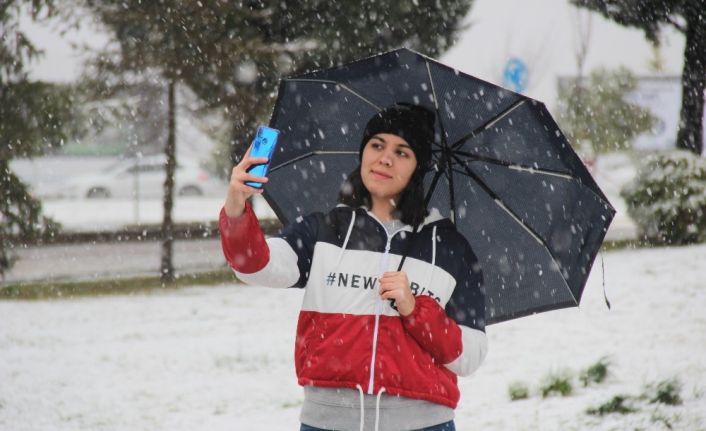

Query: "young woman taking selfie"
(220, 103), (488, 431)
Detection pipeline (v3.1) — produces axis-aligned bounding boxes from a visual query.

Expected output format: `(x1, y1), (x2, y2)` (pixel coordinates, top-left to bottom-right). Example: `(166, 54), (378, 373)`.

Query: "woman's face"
(360, 133), (417, 203)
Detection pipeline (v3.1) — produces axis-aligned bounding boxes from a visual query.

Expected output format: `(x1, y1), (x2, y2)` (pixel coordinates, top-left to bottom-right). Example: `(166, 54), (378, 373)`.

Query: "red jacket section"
(219, 201), (269, 274)
(295, 310), (460, 408)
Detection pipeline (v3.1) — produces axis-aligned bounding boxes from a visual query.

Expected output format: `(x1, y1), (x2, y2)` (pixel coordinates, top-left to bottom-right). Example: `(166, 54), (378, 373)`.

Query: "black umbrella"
(264, 48), (615, 324)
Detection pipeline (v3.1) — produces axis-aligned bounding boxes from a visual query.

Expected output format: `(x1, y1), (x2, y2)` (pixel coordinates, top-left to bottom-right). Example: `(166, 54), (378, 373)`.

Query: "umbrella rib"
(452, 150), (615, 209)
(453, 150), (575, 179)
(451, 153), (578, 305)
(286, 78), (382, 110)
(451, 98), (527, 150)
(269, 150), (358, 173)
(424, 60), (458, 222)
(425, 60), (440, 111)
(451, 166), (571, 182)
(425, 59), (453, 168)
(424, 61), (457, 149)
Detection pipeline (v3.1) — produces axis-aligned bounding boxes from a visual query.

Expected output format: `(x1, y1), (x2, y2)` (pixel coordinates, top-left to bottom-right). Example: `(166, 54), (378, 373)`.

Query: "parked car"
(59, 155), (223, 199)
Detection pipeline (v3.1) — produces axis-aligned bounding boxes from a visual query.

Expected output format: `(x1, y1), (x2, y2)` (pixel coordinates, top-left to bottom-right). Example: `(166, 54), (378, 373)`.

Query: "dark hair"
(338, 165), (428, 227)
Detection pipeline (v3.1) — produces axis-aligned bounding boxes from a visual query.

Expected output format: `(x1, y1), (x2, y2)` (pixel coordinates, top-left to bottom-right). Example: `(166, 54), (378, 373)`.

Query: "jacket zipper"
(367, 218), (407, 395)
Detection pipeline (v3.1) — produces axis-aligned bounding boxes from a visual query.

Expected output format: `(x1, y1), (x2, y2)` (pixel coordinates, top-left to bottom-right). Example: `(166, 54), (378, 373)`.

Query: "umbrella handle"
(396, 223), (422, 272)
(396, 169), (442, 272)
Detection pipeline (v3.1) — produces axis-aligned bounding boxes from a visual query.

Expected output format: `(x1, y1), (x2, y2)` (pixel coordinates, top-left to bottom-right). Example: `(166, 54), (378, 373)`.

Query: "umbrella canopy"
(264, 48), (615, 324)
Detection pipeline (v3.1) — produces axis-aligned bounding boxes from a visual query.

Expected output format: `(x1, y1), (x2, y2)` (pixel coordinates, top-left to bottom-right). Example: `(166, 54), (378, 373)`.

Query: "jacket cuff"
(401, 296), (462, 364)
(219, 201), (270, 273)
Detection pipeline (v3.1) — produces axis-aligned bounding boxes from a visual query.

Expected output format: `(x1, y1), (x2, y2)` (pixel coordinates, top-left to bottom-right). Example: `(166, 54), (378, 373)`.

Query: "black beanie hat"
(360, 103), (435, 171)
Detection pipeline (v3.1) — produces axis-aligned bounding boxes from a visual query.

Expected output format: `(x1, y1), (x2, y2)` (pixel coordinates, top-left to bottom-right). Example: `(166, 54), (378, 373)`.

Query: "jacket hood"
(336, 203), (453, 233)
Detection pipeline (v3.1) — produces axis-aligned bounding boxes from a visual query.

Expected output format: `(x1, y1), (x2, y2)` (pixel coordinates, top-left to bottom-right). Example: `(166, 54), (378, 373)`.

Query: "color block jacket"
(219, 201), (488, 409)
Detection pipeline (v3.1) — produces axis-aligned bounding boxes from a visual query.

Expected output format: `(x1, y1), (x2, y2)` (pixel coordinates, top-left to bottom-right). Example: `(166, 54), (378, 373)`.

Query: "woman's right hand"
(223, 145), (270, 218)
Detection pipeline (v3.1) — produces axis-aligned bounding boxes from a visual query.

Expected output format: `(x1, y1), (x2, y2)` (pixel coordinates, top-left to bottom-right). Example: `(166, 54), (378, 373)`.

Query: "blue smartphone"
(245, 125), (279, 188)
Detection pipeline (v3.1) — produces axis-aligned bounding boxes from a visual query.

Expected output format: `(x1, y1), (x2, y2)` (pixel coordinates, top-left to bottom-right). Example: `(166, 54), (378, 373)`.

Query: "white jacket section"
(444, 326), (488, 377)
(302, 242), (457, 316)
(234, 237), (299, 288)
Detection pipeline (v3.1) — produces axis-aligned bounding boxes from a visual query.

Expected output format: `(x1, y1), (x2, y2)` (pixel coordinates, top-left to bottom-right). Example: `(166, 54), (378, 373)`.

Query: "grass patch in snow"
(0, 269), (237, 300)
(586, 395), (639, 416)
(585, 378), (687, 423)
(579, 357), (611, 387)
(508, 381), (530, 401)
(540, 370), (574, 398)
(645, 378), (683, 406)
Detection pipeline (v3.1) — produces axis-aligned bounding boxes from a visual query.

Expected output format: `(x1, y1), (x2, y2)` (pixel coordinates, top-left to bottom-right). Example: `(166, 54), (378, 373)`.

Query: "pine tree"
(572, 0), (706, 155)
(0, 1), (76, 280)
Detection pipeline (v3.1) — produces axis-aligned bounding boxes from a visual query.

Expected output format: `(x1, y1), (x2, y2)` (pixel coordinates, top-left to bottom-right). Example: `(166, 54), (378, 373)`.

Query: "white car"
(60, 155), (222, 199)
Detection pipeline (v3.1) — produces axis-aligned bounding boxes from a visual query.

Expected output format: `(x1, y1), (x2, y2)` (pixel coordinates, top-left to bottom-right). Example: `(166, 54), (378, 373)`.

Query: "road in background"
(5, 215), (635, 285)
(5, 239), (226, 284)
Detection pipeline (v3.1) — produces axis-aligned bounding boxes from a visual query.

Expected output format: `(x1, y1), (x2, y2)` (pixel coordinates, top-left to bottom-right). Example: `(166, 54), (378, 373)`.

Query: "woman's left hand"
(379, 271), (416, 317)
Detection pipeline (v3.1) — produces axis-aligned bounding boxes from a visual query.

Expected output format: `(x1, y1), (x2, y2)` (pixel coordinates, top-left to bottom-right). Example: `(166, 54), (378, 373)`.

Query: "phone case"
(245, 126), (279, 188)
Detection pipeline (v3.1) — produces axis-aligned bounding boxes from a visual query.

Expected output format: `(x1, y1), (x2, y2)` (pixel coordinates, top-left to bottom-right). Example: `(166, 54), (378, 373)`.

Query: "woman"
(220, 103), (488, 431)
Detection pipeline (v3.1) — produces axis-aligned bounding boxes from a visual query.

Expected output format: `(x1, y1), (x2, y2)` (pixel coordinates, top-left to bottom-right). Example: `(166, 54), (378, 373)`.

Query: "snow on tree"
(622, 150), (706, 244)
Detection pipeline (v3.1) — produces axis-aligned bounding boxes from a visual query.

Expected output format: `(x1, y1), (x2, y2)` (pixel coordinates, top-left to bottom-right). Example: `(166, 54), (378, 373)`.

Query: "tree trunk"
(0, 234), (8, 282)
(676, 7), (706, 155)
(160, 80), (176, 284)
(0, 160), (10, 281)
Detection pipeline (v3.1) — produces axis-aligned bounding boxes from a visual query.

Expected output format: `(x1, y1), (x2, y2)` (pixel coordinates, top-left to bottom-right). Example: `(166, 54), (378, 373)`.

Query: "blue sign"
(502, 58), (529, 93)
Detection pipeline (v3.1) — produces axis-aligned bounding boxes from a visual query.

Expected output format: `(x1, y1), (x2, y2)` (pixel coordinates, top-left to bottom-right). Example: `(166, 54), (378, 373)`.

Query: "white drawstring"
(328, 211), (357, 286)
(374, 387), (387, 431)
(355, 384), (387, 431)
(335, 210), (357, 268)
(355, 384), (365, 431)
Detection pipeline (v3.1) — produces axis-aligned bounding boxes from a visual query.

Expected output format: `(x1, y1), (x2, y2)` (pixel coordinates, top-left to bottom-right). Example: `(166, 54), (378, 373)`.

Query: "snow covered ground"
(1, 243), (705, 430)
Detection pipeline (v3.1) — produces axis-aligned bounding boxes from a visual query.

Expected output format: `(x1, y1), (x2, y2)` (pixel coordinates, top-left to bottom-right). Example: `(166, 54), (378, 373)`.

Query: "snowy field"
(2, 244), (705, 430)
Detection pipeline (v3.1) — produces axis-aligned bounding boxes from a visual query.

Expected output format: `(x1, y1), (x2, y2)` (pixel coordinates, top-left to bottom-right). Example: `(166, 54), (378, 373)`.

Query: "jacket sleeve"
(401, 241), (487, 377)
(219, 201), (318, 288)
(219, 201), (269, 273)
